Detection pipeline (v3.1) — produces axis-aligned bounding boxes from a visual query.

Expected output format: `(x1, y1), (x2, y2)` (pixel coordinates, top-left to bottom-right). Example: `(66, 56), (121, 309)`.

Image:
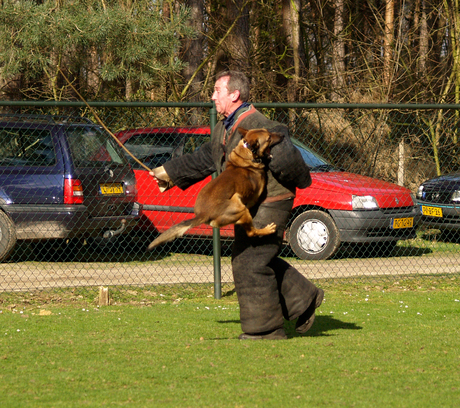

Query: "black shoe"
(238, 328), (287, 340)
(295, 288), (324, 334)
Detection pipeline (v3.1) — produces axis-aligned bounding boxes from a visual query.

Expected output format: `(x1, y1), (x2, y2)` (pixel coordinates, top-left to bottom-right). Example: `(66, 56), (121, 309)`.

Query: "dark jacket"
(163, 105), (311, 202)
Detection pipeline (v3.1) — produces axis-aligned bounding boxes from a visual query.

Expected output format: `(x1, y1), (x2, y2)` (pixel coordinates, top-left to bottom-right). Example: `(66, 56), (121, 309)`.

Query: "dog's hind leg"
(210, 196), (277, 237)
(235, 208), (277, 237)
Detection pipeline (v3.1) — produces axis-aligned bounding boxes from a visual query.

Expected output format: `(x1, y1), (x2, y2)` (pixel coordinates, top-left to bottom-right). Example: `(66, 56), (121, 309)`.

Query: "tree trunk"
(398, 139), (405, 186)
(383, 0), (394, 94)
(87, 46), (101, 99)
(331, 0), (345, 101)
(418, 0), (429, 83)
(182, 0), (205, 102)
(225, 0), (250, 72)
(282, 0), (305, 102)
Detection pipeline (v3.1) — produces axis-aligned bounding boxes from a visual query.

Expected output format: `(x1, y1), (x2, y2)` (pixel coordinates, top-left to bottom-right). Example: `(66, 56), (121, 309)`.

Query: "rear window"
(0, 127), (56, 167)
(123, 132), (210, 169)
(66, 126), (126, 168)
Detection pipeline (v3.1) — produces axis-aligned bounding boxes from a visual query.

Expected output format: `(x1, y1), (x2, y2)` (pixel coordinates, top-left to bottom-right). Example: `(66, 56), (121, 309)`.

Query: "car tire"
(287, 210), (341, 260)
(0, 211), (17, 262)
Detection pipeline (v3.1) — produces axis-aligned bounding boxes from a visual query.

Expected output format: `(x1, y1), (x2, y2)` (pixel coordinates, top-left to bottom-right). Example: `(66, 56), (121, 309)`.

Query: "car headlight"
(352, 195), (379, 210)
(452, 190), (460, 202)
(416, 185), (424, 199)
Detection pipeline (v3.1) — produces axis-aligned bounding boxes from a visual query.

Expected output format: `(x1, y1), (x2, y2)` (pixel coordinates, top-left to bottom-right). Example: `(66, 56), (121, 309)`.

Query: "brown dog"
(147, 127), (284, 250)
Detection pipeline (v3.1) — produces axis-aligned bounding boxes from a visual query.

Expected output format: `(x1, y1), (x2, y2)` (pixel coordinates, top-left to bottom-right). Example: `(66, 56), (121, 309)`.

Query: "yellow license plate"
(100, 183), (123, 195)
(392, 217), (414, 229)
(421, 205), (443, 217)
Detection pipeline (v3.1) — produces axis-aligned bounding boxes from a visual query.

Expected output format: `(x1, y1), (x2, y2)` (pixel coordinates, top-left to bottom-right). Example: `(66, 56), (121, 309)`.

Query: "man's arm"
(268, 125), (312, 189)
(161, 142), (216, 190)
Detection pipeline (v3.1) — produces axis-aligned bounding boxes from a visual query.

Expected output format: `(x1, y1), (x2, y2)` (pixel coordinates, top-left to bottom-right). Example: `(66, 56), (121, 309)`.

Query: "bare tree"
(383, 0), (394, 95)
(282, 0), (304, 102)
(224, 0), (250, 72)
(181, 0), (205, 101)
(331, 0), (345, 101)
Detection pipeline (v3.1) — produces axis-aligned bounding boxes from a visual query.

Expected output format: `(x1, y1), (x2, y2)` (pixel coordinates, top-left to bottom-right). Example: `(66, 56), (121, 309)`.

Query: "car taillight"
(125, 181), (138, 200)
(64, 179), (84, 204)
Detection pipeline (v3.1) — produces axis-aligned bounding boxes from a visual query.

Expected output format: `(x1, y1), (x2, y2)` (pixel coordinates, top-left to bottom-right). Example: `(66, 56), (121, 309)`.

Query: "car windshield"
(292, 138), (340, 172)
(66, 126), (127, 168)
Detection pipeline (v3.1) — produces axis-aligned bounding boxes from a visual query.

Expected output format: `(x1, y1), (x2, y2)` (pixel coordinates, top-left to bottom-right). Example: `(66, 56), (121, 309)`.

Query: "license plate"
(100, 183), (123, 195)
(392, 217), (414, 229)
(421, 205), (443, 217)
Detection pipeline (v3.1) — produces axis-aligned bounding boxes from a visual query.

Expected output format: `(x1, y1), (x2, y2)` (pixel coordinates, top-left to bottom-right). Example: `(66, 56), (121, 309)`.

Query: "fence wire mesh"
(1, 102), (459, 294)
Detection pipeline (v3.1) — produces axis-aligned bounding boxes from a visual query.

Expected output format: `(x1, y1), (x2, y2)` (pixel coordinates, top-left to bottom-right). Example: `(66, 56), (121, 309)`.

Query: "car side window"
(183, 135), (211, 155)
(0, 127), (56, 167)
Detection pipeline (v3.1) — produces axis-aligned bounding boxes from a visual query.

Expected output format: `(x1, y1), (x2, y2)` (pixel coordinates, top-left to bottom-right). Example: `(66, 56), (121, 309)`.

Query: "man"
(151, 70), (323, 340)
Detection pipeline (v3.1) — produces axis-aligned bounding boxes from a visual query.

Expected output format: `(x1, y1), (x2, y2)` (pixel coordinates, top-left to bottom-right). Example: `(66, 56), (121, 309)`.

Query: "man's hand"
(150, 166), (174, 193)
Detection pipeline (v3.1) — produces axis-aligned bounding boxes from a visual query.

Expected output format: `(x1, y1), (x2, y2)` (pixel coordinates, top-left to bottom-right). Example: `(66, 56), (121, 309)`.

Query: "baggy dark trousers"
(231, 199), (319, 334)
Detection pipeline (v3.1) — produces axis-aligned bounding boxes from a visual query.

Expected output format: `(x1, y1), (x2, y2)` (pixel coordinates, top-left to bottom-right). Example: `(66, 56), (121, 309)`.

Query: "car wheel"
(0, 211), (17, 262)
(287, 210), (341, 260)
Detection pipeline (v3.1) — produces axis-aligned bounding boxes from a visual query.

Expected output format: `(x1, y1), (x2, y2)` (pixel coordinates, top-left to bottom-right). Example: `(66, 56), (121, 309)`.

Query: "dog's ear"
(238, 127), (248, 137)
(268, 131), (284, 147)
(260, 131), (285, 161)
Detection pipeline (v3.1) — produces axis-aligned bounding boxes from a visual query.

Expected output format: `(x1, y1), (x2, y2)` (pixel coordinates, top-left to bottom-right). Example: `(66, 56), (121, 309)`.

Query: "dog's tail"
(147, 217), (205, 250)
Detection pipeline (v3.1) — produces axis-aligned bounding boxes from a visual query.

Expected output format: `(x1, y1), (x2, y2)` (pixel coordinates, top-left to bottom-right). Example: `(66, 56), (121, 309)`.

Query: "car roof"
(115, 126), (211, 142)
(116, 126), (210, 135)
(0, 113), (95, 126)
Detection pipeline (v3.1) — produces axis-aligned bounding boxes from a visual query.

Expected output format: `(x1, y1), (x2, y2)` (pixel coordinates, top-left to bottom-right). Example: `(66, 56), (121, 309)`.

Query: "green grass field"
(1, 278), (460, 407)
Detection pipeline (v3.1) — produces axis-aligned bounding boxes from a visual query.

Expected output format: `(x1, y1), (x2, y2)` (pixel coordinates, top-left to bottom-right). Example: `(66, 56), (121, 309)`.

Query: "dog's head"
(237, 127), (284, 162)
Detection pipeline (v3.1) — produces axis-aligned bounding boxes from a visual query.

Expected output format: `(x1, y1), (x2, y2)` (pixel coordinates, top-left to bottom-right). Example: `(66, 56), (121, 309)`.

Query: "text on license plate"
(392, 217), (414, 229)
(100, 183), (123, 195)
(421, 205), (443, 217)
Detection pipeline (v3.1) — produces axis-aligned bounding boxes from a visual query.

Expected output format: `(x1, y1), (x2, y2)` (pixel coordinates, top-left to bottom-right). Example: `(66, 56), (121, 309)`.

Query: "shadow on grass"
(284, 315), (363, 338)
(10, 230), (446, 264)
(332, 243), (432, 260)
(8, 237), (167, 263)
(216, 315), (362, 340)
(8, 234), (234, 263)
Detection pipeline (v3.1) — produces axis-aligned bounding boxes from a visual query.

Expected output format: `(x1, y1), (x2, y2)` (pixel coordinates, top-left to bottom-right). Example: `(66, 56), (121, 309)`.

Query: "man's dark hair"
(216, 71), (250, 102)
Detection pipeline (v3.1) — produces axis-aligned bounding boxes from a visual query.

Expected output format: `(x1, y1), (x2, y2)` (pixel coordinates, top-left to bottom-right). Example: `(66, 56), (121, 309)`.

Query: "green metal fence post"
(210, 105), (221, 299)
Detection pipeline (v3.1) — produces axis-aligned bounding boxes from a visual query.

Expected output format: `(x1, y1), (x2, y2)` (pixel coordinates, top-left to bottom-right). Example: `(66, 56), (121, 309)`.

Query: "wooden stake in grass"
(99, 286), (110, 306)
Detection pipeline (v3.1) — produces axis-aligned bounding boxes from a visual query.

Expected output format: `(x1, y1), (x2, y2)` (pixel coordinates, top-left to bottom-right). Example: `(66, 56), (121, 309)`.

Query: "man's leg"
(232, 226), (285, 335)
(232, 200), (322, 337)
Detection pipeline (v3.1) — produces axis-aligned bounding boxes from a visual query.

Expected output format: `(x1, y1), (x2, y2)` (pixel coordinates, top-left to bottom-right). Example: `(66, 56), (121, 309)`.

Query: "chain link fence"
(1, 101), (459, 295)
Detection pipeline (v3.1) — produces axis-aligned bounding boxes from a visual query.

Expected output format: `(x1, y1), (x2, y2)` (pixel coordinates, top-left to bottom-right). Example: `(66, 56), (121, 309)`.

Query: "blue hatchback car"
(416, 172), (460, 233)
(0, 114), (141, 261)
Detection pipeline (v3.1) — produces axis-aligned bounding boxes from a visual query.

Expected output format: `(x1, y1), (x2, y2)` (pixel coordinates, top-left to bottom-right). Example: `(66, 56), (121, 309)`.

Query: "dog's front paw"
(264, 222), (277, 234)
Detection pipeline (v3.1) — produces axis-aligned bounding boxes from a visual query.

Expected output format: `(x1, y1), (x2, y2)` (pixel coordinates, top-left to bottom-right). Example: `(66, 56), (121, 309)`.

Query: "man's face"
(212, 76), (240, 116)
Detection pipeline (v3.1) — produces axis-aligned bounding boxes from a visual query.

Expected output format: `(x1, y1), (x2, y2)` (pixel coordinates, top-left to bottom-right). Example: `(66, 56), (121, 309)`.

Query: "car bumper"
(329, 207), (421, 243)
(5, 203), (141, 240)
(417, 202), (460, 230)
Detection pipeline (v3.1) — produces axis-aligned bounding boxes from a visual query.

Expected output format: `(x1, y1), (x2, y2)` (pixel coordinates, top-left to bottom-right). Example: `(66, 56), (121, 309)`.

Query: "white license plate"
(392, 217), (414, 229)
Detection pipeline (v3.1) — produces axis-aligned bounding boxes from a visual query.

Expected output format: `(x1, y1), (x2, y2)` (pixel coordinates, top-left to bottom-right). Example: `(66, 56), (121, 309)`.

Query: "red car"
(116, 127), (421, 260)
